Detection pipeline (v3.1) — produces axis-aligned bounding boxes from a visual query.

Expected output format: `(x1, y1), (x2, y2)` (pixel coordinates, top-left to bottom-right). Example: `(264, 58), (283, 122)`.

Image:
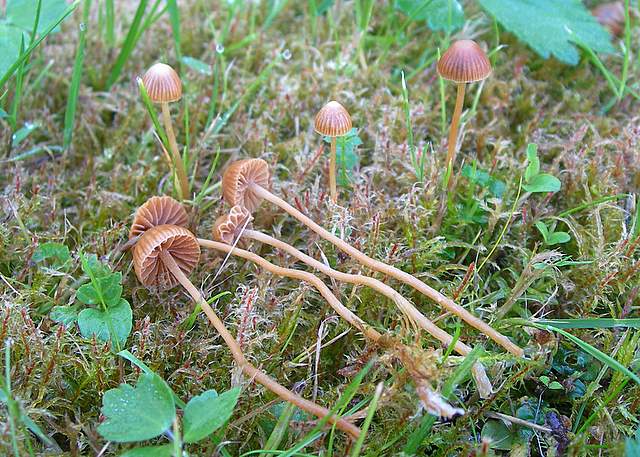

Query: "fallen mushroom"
(214, 205), (493, 397)
(437, 40), (492, 187)
(314, 101), (353, 203)
(140, 63), (190, 200)
(132, 223), (361, 438)
(222, 158), (523, 356)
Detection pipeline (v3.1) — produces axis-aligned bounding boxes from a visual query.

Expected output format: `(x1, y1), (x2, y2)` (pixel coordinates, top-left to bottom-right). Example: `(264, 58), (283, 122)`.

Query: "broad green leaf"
(546, 231), (570, 245)
(324, 128), (361, 186)
(77, 299), (132, 346)
(6, 0), (69, 35)
(481, 419), (514, 450)
(523, 174), (561, 193)
(120, 445), (174, 457)
(0, 23), (24, 77)
(32, 242), (71, 268)
(181, 56), (212, 75)
(534, 221), (549, 241)
(97, 373), (176, 443)
(183, 388), (241, 443)
(462, 165), (506, 197)
(82, 253), (111, 278)
(395, 0), (464, 32)
(478, 0), (614, 65)
(625, 429), (640, 456)
(98, 273), (124, 306)
(50, 305), (79, 326)
(525, 143), (540, 181)
(76, 283), (100, 305)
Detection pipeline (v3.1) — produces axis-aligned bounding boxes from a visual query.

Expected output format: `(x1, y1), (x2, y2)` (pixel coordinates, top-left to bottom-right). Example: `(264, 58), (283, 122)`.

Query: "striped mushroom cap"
(437, 40), (492, 83)
(133, 225), (200, 289)
(314, 101), (352, 137)
(213, 205), (253, 247)
(141, 63), (182, 103)
(130, 196), (189, 239)
(222, 159), (270, 212)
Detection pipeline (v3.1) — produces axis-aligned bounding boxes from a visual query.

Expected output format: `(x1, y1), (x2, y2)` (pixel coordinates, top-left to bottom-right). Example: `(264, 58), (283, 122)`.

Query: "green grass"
(0, 0), (639, 455)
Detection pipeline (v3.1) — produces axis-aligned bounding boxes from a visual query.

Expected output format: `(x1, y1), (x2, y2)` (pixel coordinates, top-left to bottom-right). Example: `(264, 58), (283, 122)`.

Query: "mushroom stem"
(161, 102), (190, 200)
(157, 249), (361, 439)
(445, 82), (466, 188)
(329, 136), (338, 203)
(249, 184), (523, 357)
(242, 229), (493, 397)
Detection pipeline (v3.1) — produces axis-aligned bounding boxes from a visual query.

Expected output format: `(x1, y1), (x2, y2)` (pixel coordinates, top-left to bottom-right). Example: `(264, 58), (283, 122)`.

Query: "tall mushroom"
(140, 63), (190, 200)
(222, 158), (523, 356)
(132, 224), (361, 438)
(214, 205), (493, 397)
(314, 101), (352, 203)
(437, 40), (492, 184)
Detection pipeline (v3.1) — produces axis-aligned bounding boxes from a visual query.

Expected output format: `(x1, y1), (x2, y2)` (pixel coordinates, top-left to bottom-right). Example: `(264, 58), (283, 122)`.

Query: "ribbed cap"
(437, 40), (492, 83)
(141, 63), (182, 103)
(213, 206), (253, 246)
(130, 196), (188, 239)
(314, 101), (352, 137)
(221, 159), (270, 212)
(133, 224), (200, 289)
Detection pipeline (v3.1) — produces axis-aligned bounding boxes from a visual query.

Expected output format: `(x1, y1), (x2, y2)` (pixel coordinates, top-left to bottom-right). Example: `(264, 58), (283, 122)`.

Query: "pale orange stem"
(251, 184), (523, 357)
(329, 136), (337, 203)
(158, 250), (361, 439)
(446, 83), (466, 175)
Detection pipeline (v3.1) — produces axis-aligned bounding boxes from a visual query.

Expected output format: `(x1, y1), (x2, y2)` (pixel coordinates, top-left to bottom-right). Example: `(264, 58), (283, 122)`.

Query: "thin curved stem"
(329, 136), (337, 202)
(161, 102), (190, 200)
(243, 229), (492, 397)
(445, 83), (465, 182)
(158, 250), (361, 439)
(251, 184), (523, 357)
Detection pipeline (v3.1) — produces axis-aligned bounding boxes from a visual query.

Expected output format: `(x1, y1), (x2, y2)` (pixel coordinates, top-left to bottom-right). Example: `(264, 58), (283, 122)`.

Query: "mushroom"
(437, 40), (492, 183)
(132, 224), (361, 438)
(222, 159), (523, 356)
(592, 2), (625, 37)
(214, 205), (493, 398)
(314, 101), (353, 203)
(130, 195), (189, 239)
(140, 63), (190, 200)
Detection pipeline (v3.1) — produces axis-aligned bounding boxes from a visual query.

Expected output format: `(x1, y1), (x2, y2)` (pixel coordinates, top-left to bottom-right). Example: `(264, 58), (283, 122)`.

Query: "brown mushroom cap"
(213, 206), (253, 246)
(141, 63), (182, 103)
(133, 224), (200, 289)
(314, 101), (352, 137)
(221, 159), (270, 212)
(437, 40), (492, 83)
(592, 2), (625, 36)
(130, 196), (189, 239)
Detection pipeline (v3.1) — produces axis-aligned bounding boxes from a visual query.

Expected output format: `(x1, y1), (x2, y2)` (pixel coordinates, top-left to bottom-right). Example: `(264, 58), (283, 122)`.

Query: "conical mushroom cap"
(133, 224), (200, 289)
(130, 196), (189, 239)
(314, 101), (352, 137)
(213, 206), (253, 246)
(141, 63), (182, 103)
(222, 159), (270, 212)
(592, 2), (625, 36)
(437, 40), (492, 83)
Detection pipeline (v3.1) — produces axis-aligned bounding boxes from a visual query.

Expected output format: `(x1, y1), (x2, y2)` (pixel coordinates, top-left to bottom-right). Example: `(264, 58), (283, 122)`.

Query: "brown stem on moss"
(249, 184), (523, 357)
(445, 83), (466, 188)
(158, 250), (361, 439)
(242, 229), (493, 397)
(329, 136), (337, 203)
(161, 102), (190, 200)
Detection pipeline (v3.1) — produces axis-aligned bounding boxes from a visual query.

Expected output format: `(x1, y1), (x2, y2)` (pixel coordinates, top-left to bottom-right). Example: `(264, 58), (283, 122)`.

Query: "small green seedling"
(98, 372), (240, 456)
(535, 221), (571, 246)
(50, 253), (131, 350)
(323, 128), (361, 187)
(523, 143), (561, 194)
(539, 375), (564, 390)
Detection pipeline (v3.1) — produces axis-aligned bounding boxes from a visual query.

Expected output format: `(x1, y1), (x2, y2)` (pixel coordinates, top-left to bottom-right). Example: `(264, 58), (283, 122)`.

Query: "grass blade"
(534, 319), (640, 329)
(350, 382), (383, 457)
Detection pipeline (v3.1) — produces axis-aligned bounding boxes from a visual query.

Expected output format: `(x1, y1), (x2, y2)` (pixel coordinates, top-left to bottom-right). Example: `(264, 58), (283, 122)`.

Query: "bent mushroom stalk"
(222, 158), (523, 357)
(214, 205), (493, 397)
(140, 63), (190, 200)
(132, 224), (361, 439)
(436, 40), (492, 189)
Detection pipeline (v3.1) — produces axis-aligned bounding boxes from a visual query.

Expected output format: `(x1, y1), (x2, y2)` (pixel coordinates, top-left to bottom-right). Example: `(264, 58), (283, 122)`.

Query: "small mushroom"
(221, 159), (523, 356)
(592, 2), (625, 37)
(437, 40), (492, 182)
(132, 223), (361, 439)
(130, 195), (189, 239)
(314, 101), (353, 203)
(214, 206), (493, 397)
(140, 63), (190, 200)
